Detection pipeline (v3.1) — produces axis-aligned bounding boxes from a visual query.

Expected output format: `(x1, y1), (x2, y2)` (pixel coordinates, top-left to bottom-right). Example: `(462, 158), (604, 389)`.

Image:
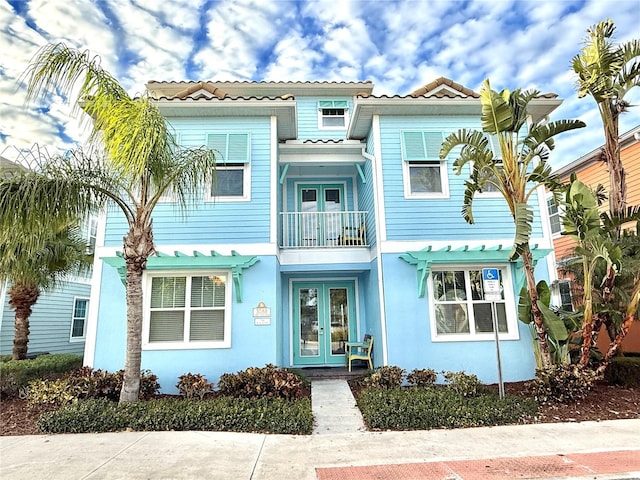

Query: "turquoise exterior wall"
(0, 281), (89, 357)
(93, 256), (280, 393)
(296, 96), (352, 141)
(378, 116), (544, 241)
(103, 116), (273, 247)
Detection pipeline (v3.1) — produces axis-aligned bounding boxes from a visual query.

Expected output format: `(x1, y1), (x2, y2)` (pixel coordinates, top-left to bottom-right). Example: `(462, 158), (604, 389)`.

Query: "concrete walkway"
(311, 379), (366, 434)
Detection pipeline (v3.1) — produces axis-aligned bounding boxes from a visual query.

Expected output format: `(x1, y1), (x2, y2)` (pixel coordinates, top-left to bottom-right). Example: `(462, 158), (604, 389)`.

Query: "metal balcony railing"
(281, 211), (368, 248)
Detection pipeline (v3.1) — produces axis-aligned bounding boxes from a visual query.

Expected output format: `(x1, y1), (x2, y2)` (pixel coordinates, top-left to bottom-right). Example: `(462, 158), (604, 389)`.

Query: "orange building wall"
(552, 135), (640, 353)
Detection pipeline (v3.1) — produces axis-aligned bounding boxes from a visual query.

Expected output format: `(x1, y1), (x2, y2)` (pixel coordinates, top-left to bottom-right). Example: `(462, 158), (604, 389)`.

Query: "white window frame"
(317, 100), (349, 130)
(547, 194), (563, 237)
(205, 162), (251, 202)
(70, 297), (89, 341)
(142, 270), (232, 350)
(553, 279), (574, 312)
(428, 264), (519, 342)
(401, 131), (450, 199)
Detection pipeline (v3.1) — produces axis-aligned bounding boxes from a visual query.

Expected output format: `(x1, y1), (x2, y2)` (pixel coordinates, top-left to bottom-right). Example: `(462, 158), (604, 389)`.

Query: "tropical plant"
(440, 79), (585, 367)
(573, 19), (640, 232)
(0, 43), (217, 402)
(561, 178), (622, 366)
(0, 213), (91, 360)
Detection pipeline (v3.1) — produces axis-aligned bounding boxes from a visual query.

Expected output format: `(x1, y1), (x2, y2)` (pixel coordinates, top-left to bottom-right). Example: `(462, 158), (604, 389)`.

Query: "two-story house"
(85, 77), (560, 391)
(547, 124), (640, 352)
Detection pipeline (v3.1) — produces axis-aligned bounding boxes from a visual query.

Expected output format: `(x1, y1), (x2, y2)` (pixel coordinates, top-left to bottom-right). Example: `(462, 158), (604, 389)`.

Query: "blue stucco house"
(84, 77), (559, 392)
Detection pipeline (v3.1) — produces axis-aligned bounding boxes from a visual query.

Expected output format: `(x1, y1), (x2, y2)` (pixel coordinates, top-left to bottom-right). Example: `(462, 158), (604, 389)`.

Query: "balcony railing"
(281, 211), (368, 248)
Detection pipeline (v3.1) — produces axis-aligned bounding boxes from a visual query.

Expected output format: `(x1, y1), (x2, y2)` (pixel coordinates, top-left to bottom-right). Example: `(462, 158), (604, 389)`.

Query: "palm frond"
(509, 203), (533, 260)
(460, 180), (481, 224)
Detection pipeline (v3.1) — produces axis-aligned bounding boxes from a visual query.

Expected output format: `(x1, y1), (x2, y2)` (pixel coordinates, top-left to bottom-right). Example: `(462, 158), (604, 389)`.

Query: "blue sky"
(1, 0), (639, 168)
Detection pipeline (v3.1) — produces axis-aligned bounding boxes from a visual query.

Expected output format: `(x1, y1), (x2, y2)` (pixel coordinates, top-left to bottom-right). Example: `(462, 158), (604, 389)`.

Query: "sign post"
(482, 268), (505, 399)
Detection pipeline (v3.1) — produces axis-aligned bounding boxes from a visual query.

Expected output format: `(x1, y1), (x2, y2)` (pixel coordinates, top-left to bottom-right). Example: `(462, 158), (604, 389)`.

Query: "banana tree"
(440, 79), (585, 368)
(561, 178), (622, 366)
(573, 19), (640, 235)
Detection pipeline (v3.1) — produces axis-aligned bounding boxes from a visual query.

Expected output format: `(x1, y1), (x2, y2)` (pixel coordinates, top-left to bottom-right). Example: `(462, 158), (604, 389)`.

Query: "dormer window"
(318, 100), (349, 129)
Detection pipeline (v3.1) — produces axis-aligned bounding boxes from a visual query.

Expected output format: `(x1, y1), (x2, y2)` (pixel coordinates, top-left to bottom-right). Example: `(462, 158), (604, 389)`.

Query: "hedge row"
(37, 396), (313, 434)
(357, 387), (538, 430)
(0, 354), (82, 396)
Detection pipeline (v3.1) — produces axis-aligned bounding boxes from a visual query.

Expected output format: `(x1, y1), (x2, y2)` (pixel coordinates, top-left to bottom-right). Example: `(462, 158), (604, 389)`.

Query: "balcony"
(281, 211), (368, 249)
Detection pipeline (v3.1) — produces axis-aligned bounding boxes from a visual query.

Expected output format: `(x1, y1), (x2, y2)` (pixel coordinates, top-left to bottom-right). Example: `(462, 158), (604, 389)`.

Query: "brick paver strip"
(316, 450), (639, 480)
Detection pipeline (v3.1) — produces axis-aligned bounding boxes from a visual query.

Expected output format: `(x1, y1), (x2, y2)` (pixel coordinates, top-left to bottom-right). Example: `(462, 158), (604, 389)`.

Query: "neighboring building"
(85, 77), (560, 392)
(547, 125), (640, 352)
(0, 157), (94, 357)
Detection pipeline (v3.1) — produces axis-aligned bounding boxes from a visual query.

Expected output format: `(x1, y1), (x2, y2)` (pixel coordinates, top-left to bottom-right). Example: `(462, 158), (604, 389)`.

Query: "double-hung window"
(318, 100), (349, 129)
(556, 280), (574, 312)
(70, 297), (89, 340)
(547, 195), (563, 236)
(144, 272), (232, 349)
(206, 133), (251, 201)
(475, 135), (503, 196)
(401, 131), (449, 198)
(429, 266), (518, 341)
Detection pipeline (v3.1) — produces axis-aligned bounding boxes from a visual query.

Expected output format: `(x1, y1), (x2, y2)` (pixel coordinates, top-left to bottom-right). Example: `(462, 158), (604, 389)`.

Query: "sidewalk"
(1, 420), (639, 479)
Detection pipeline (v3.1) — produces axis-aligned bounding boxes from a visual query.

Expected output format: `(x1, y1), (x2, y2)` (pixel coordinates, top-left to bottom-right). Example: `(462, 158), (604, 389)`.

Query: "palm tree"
(573, 19), (640, 233)
(0, 43), (217, 402)
(440, 79), (585, 368)
(0, 217), (90, 360)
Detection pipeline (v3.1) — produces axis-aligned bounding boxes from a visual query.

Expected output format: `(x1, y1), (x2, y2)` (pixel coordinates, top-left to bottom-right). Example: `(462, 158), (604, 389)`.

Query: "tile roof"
(409, 76), (480, 98)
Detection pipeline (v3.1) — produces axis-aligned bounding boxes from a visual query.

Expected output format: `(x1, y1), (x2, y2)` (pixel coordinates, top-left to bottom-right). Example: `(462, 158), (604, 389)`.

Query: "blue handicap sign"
(483, 268), (499, 281)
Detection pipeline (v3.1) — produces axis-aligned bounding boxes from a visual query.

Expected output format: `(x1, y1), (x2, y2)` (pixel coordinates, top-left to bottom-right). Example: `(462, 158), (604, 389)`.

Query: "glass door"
(297, 184), (344, 247)
(292, 281), (356, 365)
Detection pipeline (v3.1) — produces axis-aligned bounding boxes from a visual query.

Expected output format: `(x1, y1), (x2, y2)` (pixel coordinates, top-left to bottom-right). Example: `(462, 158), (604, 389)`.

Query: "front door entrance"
(292, 281), (356, 366)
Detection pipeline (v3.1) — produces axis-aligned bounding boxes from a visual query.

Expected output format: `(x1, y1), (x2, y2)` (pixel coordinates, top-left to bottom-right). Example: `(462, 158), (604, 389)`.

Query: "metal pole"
(491, 301), (505, 399)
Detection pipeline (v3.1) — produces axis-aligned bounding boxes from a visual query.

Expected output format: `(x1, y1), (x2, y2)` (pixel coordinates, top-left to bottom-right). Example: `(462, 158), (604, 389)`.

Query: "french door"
(292, 281), (356, 366)
(297, 184), (345, 246)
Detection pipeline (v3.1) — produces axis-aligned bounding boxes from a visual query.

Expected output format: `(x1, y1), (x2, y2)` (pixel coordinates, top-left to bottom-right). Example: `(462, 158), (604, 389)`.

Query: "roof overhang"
(347, 97), (563, 140)
(154, 97), (298, 141)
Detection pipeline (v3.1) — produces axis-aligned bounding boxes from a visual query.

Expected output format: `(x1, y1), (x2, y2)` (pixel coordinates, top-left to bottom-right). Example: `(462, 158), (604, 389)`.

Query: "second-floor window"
(547, 195), (562, 236)
(206, 133), (251, 201)
(401, 131), (449, 198)
(318, 100), (349, 129)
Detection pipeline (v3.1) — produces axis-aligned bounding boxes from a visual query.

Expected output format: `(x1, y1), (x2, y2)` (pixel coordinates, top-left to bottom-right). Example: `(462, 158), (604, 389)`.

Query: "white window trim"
(428, 264), (519, 342)
(69, 296), (89, 341)
(402, 160), (450, 199)
(204, 162), (252, 202)
(142, 270), (232, 350)
(317, 106), (349, 130)
(547, 193), (564, 238)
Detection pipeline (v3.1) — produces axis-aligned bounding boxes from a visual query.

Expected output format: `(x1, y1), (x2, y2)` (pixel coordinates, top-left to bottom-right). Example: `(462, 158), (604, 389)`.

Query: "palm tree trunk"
(603, 109), (624, 239)
(119, 220), (155, 404)
(597, 279), (640, 376)
(521, 245), (552, 368)
(8, 283), (40, 360)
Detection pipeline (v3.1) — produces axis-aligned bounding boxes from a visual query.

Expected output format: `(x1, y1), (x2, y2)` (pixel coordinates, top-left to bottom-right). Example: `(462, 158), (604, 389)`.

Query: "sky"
(1, 0), (639, 169)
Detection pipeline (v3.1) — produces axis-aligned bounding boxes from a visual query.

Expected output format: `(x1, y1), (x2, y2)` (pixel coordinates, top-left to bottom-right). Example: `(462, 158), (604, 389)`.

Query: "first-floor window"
(557, 280), (574, 312)
(144, 272), (231, 349)
(71, 298), (89, 339)
(430, 266), (517, 340)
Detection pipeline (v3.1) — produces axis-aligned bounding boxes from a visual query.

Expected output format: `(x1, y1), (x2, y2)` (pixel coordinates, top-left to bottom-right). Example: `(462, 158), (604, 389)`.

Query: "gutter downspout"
(363, 115), (389, 365)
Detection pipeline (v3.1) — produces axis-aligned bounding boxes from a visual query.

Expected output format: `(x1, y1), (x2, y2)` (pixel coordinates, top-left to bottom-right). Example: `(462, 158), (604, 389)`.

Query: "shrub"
(0, 354), (82, 397)
(442, 371), (483, 397)
(357, 387), (537, 430)
(217, 364), (305, 400)
(604, 356), (640, 388)
(27, 367), (160, 405)
(176, 373), (214, 399)
(406, 368), (437, 387)
(26, 378), (81, 406)
(363, 366), (405, 389)
(526, 365), (598, 405)
(37, 396), (313, 435)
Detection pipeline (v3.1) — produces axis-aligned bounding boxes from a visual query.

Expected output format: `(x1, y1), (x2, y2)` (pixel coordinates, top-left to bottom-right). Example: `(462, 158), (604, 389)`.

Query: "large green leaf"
(537, 300), (569, 342)
(480, 79), (513, 134)
(509, 203), (533, 260)
(517, 286), (532, 324)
